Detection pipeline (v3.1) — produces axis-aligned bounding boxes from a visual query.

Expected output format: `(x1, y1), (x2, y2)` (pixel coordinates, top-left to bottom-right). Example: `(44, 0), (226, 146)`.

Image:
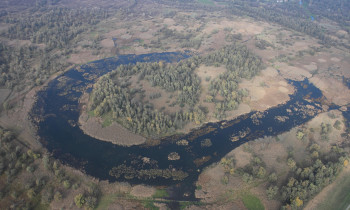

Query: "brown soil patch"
(128, 74), (181, 114)
(276, 62), (313, 80)
(67, 48), (102, 64)
(303, 62), (318, 71)
(228, 147), (252, 168)
(106, 199), (144, 210)
(310, 76), (350, 106)
(331, 57), (341, 62)
(101, 38), (115, 48)
(130, 185), (156, 198)
(104, 28), (127, 38)
(195, 163), (228, 202)
(7, 39), (32, 47)
(203, 19), (265, 36)
(240, 67), (294, 111)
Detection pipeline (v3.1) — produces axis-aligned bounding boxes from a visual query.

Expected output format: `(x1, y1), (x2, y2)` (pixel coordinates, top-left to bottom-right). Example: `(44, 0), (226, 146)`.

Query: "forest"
(89, 44), (263, 137)
(0, 4), (116, 111)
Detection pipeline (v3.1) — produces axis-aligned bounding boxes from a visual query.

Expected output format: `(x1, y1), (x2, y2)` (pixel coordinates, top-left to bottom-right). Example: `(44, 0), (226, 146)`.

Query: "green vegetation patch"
(142, 200), (159, 210)
(152, 189), (169, 198)
(101, 112), (114, 127)
(241, 193), (265, 210)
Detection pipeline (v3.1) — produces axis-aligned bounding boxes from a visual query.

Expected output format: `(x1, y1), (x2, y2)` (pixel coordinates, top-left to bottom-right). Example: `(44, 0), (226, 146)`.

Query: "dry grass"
(239, 67), (294, 112)
(128, 74), (182, 114)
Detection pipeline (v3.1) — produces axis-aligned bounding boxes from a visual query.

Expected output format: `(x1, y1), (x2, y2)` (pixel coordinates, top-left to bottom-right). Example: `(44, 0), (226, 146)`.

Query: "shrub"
(74, 193), (85, 208)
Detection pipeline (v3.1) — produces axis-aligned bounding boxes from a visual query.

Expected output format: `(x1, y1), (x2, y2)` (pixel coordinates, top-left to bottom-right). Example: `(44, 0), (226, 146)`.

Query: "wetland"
(30, 51), (332, 200)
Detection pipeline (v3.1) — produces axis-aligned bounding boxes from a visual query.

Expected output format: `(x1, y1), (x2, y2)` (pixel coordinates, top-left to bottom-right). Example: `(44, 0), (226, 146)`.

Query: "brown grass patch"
(310, 76), (350, 106)
(240, 67), (294, 111)
(128, 74), (182, 114)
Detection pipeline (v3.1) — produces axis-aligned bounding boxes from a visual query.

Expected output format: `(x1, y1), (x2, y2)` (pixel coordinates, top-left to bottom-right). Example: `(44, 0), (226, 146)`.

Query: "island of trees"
(87, 44), (263, 138)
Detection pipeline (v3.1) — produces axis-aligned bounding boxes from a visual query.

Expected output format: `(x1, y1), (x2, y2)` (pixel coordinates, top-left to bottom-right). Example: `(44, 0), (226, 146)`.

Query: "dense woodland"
(4, 8), (109, 50)
(0, 5), (113, 110)
(89, 44), (262, 137)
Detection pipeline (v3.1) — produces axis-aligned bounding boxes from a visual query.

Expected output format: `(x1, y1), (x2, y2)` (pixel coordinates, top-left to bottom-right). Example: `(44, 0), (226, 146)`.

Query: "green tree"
(266, 186), (278, 200)
(74, 193), (85, 208)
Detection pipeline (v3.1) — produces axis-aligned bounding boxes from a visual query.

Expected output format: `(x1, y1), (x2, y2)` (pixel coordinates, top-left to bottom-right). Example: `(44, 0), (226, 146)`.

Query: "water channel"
(30, 52), (334, 201)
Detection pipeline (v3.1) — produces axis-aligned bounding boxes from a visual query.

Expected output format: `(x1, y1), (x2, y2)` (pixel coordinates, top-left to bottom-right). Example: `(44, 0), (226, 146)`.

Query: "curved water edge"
(30, 52), (341, 201)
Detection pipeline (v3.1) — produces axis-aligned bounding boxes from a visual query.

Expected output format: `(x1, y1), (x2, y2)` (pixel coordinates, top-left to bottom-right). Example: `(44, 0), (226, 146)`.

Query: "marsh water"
(31, 52), (330, 201)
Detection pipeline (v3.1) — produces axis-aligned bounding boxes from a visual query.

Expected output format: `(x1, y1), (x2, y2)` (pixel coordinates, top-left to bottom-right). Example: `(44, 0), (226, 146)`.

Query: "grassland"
(242, 193), (265, 210)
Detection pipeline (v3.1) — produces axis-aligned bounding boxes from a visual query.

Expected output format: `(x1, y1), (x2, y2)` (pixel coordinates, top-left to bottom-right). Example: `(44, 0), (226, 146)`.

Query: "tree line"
(3, 7), (110, 50)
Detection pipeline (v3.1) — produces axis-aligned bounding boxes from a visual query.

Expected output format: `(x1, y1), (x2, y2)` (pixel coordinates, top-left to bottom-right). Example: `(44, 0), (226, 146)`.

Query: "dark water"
(343, 76), (350, 89)
(31, 52), (329, 201)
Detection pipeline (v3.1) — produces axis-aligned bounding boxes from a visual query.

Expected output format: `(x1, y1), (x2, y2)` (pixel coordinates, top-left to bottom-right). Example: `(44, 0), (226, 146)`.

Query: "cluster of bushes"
(109, 164), (188, 181)
(279, 145), (348, 209)
(235, 156), (269, 184)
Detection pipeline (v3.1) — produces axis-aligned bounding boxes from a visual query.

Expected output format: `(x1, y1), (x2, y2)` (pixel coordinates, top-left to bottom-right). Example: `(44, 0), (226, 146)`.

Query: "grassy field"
(96, 194), (122, 210)
(241, 193), (265, 210)
(152, 189), (169, 198)
(316, 170), (350, 210)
